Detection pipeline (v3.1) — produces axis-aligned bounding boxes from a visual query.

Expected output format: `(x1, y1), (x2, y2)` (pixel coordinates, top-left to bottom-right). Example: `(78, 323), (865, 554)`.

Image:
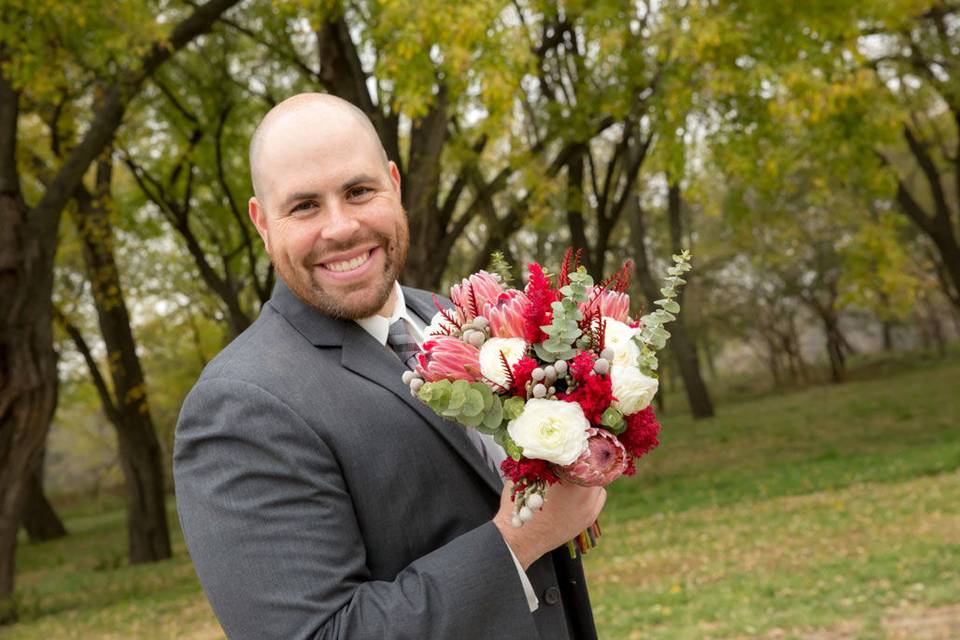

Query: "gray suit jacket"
(174, 279), (596, 639)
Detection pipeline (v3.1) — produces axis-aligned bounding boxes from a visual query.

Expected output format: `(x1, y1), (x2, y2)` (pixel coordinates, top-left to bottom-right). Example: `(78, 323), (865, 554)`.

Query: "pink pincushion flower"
(415, 336), (481, 382)
(450, 270), (504, 319)
(581, 287), (631, 323)
(482, 290), (529, 339)
(558, 427), (629, 487)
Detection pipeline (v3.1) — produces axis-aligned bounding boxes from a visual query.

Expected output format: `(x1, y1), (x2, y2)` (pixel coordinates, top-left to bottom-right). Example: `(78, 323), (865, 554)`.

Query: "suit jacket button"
(543, 586), (561, 605)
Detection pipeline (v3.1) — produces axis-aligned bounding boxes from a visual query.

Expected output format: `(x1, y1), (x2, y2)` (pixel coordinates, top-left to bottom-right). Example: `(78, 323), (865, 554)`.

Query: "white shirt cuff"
(506, 546), (540, 612)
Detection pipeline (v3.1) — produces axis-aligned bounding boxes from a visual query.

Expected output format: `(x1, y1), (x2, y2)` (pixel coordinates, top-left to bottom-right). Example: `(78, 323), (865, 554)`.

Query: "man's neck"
(374, 282), (399, 318)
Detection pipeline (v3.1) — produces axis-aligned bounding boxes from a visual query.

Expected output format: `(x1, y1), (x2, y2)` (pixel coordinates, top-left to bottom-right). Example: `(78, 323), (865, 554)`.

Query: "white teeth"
(326, 251), (370, 272)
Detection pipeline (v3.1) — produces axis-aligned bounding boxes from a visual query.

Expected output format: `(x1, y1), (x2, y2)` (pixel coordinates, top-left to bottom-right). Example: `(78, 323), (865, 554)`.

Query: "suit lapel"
(340, 323), (503, 494)
(268, 279), (501, 495)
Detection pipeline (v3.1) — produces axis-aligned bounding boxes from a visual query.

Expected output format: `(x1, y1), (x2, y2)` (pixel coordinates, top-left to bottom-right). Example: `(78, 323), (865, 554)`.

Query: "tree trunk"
(0, 69), (60, 626)
(820, 312), (846, 383)
(20, 469), (67, 542)
(700, 326), (717, 379)
(893, 125), (960, 310)
(881, 320), (895, 352)
(73, 160), (171, 563)
(0, 0), (242, 622)
(653, 362), (666, 413)
(664, 182), (714, 418)
(628, 196), (715, 416)
(565, 151), (594, 274)
(765, 337), (783, 387)
(0, 202), (58, 625)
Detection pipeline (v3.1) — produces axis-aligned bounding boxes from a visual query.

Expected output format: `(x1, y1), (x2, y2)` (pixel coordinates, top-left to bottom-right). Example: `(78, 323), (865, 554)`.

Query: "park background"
(1, 0), (959, 638)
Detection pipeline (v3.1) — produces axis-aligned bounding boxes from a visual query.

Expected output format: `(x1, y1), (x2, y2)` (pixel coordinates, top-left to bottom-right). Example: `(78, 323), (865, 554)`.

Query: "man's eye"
(290, 200), (317, 214)
(347, 186), (373, 200)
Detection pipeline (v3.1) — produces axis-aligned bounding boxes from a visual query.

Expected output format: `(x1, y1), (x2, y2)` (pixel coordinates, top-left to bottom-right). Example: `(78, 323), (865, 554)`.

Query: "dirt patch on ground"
(723, 602), (960, 640)
(882, 603), (960, 640)
(760, 602), (960, 639)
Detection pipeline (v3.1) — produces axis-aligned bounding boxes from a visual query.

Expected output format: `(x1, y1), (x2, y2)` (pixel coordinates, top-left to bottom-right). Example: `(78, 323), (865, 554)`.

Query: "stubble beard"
(275, 215), (409, 321)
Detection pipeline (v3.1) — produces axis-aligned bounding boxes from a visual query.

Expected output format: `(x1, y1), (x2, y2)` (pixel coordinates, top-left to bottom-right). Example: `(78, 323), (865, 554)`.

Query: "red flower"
(510, 356), (538, 397)
(523, 263), (557, 344)
(415, 336), (481, 382)
(619, 406), (661, 460)
(451, 270), (504, 320)
(483, 290), (530, 339)
(580, 287), (631, 323)
(558, 371), (614, 425)
(500, 457), (560, 490)
(558, 427), (629, 487)
(568, 351), (597, 383)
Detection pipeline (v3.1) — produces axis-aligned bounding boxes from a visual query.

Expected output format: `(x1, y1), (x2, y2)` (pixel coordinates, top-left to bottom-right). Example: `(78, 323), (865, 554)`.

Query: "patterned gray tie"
(387, 319), (420, 370)
(387, 317), (506, 481)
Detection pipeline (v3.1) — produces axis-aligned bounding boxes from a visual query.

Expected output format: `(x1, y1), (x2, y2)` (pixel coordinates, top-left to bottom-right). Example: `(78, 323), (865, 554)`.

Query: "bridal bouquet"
(402, 249), (691, 553)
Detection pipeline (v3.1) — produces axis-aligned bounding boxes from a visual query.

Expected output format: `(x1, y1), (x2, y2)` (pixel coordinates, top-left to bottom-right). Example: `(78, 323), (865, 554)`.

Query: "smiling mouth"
(317, 247), (381, 275)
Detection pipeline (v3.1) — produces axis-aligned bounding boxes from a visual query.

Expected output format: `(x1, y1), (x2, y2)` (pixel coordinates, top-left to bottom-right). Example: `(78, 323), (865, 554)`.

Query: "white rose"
(507, 399), (590, 465)
(479, 337), (527, 390)
(425, 309), (463, 337)
(602, 318), (640, 368)
(610, 364), (659, 415)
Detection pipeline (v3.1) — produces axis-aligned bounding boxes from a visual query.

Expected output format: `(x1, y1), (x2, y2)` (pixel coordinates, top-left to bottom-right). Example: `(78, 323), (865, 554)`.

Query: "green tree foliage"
(0, 0), (242, 623)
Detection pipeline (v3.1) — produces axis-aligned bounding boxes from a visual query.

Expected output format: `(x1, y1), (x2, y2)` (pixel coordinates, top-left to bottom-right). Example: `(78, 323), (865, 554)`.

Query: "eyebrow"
(279, 191), (321, 211)
(278, 174), (382, 211)
(342, 174), (380, 192)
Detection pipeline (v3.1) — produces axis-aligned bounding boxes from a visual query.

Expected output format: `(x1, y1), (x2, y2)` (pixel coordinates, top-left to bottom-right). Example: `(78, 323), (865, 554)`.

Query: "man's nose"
(320, 201), (361, 241)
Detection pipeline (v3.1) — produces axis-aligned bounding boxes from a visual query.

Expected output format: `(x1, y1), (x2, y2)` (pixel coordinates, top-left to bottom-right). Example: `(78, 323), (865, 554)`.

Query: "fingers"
(593, 487), (607, 519)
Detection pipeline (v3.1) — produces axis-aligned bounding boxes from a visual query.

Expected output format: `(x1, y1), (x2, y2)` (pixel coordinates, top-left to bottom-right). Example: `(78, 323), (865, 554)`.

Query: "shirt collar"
(354, 282), (424, 346)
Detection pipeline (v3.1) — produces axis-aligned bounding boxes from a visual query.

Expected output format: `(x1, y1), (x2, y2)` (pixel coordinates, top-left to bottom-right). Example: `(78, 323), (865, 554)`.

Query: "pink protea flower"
(557, 427), (629, 487)
(450, 270), (504, 320)
(581, 287), (631, 323)
(482, 290), (530, 339)
(415, 336), (481, 382)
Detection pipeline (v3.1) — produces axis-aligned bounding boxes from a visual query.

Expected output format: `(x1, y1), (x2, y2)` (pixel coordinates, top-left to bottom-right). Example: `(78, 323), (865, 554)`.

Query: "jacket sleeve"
(174, 377), (539, 640)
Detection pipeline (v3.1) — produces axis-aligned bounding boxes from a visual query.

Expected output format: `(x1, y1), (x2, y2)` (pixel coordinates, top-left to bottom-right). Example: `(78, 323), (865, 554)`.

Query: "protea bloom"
(482, 290), (529, 339)
(581, 287), (631, 323)
(425, 307), (465, 337)
(557, 427), (629, 487)
(450, 270), (504, 319)
(415, 336), (481, 382)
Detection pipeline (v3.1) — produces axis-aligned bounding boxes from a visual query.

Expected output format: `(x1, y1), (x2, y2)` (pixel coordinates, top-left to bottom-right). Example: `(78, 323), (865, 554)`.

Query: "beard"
(274, 214), (409, 321)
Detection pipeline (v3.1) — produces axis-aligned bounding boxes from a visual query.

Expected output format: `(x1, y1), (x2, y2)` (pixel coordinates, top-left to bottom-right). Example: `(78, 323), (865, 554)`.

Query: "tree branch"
(29, 0), (243, 259)
(219, 16), (321, 82)
(316, 16), (401, 170)
(903, 124), (952, 225)
(0, 65), (21, 200)
(54, 308), (120, 426)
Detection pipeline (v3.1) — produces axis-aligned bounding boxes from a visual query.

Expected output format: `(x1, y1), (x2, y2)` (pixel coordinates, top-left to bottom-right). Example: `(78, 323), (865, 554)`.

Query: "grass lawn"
(7, 351), (960, 639)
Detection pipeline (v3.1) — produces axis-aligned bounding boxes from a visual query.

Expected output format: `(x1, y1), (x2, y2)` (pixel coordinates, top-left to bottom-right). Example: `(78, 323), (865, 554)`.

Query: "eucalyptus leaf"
(503, 396), (525, 420)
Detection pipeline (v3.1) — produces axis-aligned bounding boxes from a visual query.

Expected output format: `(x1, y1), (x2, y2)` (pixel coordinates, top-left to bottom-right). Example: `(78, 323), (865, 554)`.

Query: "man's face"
(249, 109), (408, 319)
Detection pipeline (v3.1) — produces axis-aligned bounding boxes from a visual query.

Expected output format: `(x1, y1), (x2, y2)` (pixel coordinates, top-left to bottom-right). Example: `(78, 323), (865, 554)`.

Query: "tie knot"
(387, 319), (419, 369)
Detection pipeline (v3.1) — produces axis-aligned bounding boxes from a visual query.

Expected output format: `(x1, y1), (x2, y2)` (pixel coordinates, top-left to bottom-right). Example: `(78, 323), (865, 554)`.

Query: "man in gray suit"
(174, 93), (606, 639)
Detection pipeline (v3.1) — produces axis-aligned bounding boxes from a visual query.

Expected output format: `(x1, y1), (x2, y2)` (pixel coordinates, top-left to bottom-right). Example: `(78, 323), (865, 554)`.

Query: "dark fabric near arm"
(174, 378), (539, 640)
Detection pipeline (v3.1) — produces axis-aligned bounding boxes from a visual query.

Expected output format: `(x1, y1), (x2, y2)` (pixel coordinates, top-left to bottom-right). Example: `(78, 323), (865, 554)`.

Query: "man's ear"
(249, 197), (270, 252)
(388, 161), (401, 196)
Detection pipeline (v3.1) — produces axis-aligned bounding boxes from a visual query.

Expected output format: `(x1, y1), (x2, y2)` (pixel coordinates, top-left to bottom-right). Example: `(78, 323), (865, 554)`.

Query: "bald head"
(249, 93), (389, 204)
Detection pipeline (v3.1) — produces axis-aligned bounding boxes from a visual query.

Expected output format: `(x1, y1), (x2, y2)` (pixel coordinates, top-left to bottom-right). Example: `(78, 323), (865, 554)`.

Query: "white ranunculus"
(507, 399), (590, 465)
(602, 318), (641, 368)
(610, 364), (659, 416)
(478, 337), (528, 389)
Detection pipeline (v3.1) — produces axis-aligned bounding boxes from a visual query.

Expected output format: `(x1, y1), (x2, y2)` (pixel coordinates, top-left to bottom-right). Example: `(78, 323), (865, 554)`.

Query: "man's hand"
(493, 481), (606, 570)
